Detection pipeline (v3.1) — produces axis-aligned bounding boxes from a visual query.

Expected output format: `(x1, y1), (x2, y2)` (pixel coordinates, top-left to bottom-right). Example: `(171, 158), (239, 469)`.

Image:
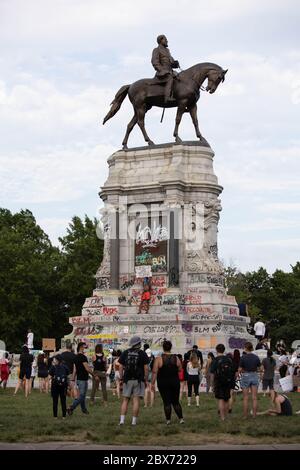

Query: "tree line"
(0, 208), (299, 351)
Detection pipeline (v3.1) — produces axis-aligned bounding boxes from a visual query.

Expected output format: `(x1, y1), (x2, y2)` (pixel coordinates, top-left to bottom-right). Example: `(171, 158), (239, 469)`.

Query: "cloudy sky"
(0, 0), (299, 273)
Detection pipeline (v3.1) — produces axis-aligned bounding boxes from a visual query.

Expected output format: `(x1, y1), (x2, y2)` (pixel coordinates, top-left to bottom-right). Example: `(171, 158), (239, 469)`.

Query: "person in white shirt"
(27, 329), (34, 350)
(253, 319), (265, 340)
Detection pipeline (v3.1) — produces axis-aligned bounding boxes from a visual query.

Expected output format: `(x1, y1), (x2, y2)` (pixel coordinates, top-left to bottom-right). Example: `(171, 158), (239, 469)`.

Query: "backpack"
(215, 357), (235, 387)
(124, 349), (141, 382)
(52, 364), (68, 387)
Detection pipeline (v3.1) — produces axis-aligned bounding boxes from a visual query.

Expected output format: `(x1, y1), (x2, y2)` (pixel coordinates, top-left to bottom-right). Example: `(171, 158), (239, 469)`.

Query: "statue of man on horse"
(103, 35), (228, 149)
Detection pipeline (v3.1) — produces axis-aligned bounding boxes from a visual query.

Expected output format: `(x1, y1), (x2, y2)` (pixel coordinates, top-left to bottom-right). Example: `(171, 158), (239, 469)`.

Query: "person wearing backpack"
(239, 341), (261, 418)
(49, 354), (69, 419)
(90, 344), (108, 406)
(210, 344), (235, 421)
(118, 336), (149, 425)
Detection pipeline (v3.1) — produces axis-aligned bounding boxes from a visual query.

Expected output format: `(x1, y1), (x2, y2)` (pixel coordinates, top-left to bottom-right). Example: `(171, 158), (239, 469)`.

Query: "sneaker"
(166, 420), (171, 425)
(82, 410), (89, 415)
(67, 408), (73, 416)
(179, 419), (185, 424)
(119, 422), (124, 426)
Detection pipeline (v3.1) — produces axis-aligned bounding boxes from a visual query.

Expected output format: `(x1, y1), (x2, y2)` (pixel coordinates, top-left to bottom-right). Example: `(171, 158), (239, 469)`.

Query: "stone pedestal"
(63, 143), (254, 355)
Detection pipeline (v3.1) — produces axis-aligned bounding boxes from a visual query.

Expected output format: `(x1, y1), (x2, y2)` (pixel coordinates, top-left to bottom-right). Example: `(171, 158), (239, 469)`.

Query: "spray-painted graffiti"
(182, 322), (193, 334)
(143, 325), (178, 334)
(179, 294), (203, 305)
(103, 306), (118, 316)
(228, 337), (248, 349)
(163, 295), (178, 305)
(96, 277), (110, 290)
(194, 326), (210, 334)
(162, 306), (179, 314)
(190, 313), (222, 321)
(120, 279), (135, 290)
(189, 273), (224, 286)
(151, 276), (167, 287)
(70, 316), (91, 325)
(180, 306), (213, 314)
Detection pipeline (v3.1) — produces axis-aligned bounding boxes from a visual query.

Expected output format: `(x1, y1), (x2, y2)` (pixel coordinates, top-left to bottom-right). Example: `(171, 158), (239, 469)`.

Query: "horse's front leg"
(122, 113), (138, 149)
(189, 104), (202, 140)
(137, 107), (154, 146)
(173, 103), (187, 143)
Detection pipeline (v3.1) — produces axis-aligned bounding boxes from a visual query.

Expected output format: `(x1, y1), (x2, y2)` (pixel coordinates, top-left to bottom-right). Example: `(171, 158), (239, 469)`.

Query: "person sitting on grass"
(256, 391), (293, 416)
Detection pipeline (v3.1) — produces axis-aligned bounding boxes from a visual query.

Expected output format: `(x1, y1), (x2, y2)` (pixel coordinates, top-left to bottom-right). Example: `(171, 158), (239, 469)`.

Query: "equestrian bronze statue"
(103, 35), (227, 149)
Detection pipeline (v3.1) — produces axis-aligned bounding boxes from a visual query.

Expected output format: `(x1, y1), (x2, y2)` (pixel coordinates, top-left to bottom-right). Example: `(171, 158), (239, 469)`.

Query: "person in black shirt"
(210, 344), (235, 421)
(257, 391), (293, 416)
(90, 343), (108, 405)
(61, 343), (76, 398)
(67, 342), (94, 416)
(14, 345), (33, 398)
(49, 354), (69, 419)
(184, 345), (203, 369)
(152, 340), (184, 425)
(239, 342), (261, 418)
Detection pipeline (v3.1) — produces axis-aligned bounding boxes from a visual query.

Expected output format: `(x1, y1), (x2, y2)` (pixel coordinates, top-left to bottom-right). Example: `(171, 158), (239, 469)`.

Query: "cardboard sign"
(42, 338), (56, 351)
(135, 265), (152, 278)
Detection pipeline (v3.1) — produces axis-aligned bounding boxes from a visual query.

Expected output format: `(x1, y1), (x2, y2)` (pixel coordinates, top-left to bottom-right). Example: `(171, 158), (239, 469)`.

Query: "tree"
(58, 215), (103, 318)
(0, 209), (67, 351)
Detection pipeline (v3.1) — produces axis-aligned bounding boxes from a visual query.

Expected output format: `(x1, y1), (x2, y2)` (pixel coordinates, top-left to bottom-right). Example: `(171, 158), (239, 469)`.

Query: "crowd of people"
(2, 335), (300, 424)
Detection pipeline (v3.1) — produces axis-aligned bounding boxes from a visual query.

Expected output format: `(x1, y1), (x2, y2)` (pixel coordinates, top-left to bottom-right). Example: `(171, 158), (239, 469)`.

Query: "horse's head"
(206, 68), (228, 94)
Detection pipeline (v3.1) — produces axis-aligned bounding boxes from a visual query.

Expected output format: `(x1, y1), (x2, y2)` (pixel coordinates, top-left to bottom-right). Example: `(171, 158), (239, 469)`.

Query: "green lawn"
(1, 389), (300, 445)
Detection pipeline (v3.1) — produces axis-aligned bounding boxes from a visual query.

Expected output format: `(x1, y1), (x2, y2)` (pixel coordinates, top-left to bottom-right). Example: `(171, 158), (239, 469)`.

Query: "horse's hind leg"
(137, 107), (154, 146)
(122, 114), (138, 149)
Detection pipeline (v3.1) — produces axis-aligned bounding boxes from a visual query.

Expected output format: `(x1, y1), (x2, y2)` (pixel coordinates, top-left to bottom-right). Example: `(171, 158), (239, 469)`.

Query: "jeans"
(70, 380), (88, 412)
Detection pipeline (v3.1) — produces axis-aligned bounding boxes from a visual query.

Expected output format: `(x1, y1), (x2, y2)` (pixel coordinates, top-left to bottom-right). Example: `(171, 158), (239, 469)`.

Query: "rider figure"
(151, 35), (180, 104)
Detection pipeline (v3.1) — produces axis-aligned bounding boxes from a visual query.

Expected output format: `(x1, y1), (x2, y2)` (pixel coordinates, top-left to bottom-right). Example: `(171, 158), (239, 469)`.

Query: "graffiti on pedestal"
(180, 305), (213, 314)
(228, 337), (248, 349)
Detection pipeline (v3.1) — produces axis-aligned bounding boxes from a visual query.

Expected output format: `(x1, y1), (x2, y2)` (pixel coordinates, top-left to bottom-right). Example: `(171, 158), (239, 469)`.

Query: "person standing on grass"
(61, 342), (76, 398)
(186, 352), (202, 407)
(113, 350), (122, 399)
(49, 354), (69, 419)
(67, 342), (95, 416)
(278, 350), (289, 378)
(118, 336), (149, 426)
(177, 354), (185, 400)
(261, 349), (276, 397)
(90, 344), (108, 406)
(0, 353), (10, 389)
(228, 349), (241, 413)
(14, 346), (33, 398)
(151, 340), (184, 425)
(144, 348), (155, 408)
(210, 344), (235, 421)
(37, 353), (48, 393)
(239, 342), (261, 419)
(204, 352), (215, 393)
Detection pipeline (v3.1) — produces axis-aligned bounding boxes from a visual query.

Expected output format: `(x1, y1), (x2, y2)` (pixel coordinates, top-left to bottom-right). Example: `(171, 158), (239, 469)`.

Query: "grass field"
(1, 388), (300, 446)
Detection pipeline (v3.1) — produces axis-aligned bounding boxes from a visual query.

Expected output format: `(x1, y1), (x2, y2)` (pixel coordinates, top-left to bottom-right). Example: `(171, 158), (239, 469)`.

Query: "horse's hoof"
(175, 137), (182, 144)
(148, 141), (155, 147)
(122, 144), (128, 150)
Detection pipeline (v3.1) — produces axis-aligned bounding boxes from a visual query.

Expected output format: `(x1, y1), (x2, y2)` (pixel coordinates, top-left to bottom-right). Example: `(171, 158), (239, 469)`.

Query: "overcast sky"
(0, 0), (299, 273)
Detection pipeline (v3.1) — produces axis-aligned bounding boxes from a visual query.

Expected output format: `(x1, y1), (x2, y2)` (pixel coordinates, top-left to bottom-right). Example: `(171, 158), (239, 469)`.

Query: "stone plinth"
(64, 143), (254, 355)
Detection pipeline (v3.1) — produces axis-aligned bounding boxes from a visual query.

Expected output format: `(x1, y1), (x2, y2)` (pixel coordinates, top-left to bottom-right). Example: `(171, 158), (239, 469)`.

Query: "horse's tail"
(103, 84), (130, 125)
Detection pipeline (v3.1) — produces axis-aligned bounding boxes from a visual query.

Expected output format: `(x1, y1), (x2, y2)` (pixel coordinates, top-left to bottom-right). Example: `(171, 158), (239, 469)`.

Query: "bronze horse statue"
(103, 62), (227, 149)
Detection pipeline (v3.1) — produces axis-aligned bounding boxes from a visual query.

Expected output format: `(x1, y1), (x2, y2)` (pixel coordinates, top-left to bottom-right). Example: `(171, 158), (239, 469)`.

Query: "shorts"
(122, 380), (145, 398)
(262, 378), (274, 390)
(214, 385), (231, 402)
(240, 372), (259, 389)
(19, 367), (31, 380)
